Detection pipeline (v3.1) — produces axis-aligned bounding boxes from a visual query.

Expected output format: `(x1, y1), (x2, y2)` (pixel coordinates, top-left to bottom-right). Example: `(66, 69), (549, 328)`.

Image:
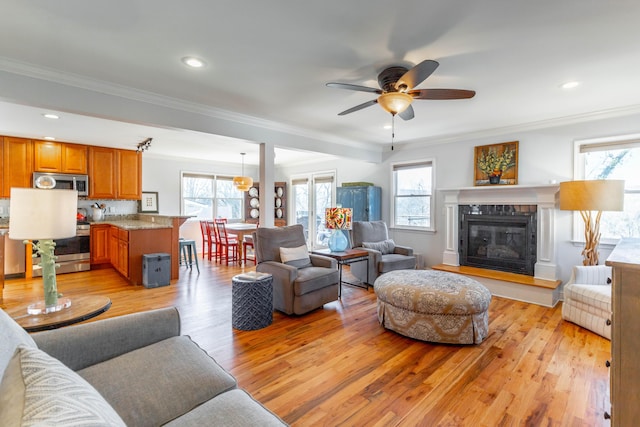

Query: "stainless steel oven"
(32, 223), (90, 276)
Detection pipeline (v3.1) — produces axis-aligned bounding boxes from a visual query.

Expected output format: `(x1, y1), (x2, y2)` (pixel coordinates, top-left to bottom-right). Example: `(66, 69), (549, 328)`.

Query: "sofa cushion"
(564, 283), (612, 313)
(163, 389), (287, 426)
(0, 308), (37, 380)
(0, 345), (125, 426)
(294, 267), (340, 296)
(280, 244), (312, 268)
(78, 335), (237, 427)
(362, 239), (396, 254)
(379, 254), (417, 273)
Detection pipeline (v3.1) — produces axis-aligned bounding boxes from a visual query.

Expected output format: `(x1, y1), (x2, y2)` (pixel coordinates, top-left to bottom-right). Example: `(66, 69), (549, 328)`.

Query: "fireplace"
(459, 205), (537, 276)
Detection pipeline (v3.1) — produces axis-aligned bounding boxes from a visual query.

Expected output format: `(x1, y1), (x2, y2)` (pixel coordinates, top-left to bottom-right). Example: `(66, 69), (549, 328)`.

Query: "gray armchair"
(255, 224), (340, 315)
(350, 221), (416, 285)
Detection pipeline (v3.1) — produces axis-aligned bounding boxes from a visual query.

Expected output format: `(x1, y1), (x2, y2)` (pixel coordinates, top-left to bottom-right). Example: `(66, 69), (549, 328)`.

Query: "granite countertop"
(90, 219), (172, 230)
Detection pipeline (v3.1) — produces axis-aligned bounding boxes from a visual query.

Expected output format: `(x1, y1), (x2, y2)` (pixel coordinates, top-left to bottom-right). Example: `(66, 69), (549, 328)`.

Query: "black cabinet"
(337, 186), (381, 222)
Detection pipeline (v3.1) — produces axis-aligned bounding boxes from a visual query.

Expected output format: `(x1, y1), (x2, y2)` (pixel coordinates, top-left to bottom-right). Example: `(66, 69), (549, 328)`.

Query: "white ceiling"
(1, 1), (640, 166)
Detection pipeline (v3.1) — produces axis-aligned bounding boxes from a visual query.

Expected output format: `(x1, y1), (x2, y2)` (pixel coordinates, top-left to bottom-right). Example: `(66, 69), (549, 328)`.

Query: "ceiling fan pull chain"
(391, 113), (396, 151)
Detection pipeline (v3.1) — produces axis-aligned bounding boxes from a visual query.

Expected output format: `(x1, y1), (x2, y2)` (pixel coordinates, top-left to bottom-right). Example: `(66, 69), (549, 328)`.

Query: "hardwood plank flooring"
(1, 260), (611, 426)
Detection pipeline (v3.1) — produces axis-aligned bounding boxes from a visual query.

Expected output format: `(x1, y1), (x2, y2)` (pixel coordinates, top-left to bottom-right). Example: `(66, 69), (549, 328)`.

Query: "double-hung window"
(576, 137), (640, 241)
(181, 172), (244, 221)
(391, 160), (435, 231)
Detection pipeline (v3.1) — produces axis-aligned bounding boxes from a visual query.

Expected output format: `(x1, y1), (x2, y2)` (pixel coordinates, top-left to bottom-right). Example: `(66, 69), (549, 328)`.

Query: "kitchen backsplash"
(0, 199), (138, 219)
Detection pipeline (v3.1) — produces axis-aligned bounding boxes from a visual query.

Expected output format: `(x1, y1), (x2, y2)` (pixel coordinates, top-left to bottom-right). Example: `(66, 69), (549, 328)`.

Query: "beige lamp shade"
(377, 92), (412, 115)
(559, 180), (625, 212)
(9, 188), (78, 240)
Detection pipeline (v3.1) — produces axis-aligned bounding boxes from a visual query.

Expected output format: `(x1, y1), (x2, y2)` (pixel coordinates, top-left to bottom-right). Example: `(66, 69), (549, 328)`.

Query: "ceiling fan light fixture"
(377, 92), (413, 115)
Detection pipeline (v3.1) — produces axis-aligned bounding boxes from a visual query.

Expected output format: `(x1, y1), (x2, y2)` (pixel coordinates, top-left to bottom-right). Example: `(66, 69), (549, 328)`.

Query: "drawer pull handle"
(605, 360), (611, 368)
(604, 411), (611, 420)
(606, 318), (612, 326)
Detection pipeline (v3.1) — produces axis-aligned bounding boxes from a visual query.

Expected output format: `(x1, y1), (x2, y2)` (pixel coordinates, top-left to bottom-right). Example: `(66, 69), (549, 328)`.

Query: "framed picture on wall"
(139, 191), (159, 213)
(474, 141), (519, 186)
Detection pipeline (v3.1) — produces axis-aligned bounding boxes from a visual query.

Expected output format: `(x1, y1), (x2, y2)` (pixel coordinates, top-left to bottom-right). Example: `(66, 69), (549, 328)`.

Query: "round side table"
(232, 273), (273, 330)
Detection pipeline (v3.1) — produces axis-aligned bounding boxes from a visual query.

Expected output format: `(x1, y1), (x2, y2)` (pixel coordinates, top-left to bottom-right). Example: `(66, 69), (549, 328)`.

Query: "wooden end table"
(311, 248), (369, 297)
(7, 295), (112, 332)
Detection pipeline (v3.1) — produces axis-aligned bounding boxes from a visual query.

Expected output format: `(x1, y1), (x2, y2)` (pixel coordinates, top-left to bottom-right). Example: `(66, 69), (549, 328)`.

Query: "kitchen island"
(90, 214), (191, 286)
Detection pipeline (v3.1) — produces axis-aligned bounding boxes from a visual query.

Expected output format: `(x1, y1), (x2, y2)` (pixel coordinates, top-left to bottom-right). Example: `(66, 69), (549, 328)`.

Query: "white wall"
(142, 112), (640, 284)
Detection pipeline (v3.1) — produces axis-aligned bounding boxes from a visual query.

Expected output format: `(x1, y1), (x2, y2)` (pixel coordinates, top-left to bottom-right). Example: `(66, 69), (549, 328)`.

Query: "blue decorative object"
(328, 230), (348, 252)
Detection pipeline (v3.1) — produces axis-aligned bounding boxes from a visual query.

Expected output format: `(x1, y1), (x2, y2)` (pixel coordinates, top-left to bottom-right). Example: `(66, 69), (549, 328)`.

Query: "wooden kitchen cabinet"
(90, 224), (111, 265)
(117, 149), (142, 200)
(89, 146), (141, 200)
(89, 146), (117, 198)
(34, 141), (88, 174)
(2, 136), (33, 197)
(33, 141), (88, 175)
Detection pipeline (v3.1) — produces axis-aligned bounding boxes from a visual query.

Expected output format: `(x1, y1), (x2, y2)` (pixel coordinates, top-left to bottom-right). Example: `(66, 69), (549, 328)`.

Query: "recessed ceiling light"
(43, 136), (56, 141)
(561, 81), (580, 90)
(181, 56), (206, 68)
(383, 124), (392, 130)
(43, 113), (59, 119)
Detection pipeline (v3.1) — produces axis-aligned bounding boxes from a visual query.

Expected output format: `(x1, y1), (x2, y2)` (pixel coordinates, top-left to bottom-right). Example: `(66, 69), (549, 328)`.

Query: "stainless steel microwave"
(32, 172), (89, 196)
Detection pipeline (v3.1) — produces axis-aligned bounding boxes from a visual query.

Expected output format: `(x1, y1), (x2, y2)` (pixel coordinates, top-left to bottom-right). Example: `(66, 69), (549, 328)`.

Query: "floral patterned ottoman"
(374, 270), (491, 344)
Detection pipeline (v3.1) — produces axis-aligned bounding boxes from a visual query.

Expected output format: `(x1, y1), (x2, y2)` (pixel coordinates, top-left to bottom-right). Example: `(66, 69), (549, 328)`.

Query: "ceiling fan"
(326, 59), (475, 120)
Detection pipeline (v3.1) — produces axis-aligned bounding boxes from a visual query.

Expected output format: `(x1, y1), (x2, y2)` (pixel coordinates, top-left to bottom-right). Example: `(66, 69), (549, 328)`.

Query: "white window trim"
(389, 158), (436, 233)
(571, 133), (640, 246)
(180, 171), (243, 221)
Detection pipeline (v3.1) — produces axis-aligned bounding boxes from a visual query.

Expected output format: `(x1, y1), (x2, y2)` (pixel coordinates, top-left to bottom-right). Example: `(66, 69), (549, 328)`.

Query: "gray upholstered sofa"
(350, 221), (417, 285)
(0, 307), (286, 426)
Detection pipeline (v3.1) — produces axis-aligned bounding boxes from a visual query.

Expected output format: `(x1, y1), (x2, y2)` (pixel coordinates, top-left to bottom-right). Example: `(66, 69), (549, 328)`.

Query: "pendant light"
(233, 153), (253, 192)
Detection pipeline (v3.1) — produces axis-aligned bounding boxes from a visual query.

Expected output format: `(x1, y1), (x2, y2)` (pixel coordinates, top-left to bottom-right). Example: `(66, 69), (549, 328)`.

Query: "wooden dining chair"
(214, 220), (239, 265)
(243, 234), (255, 265)
(199, 220), (212, 259)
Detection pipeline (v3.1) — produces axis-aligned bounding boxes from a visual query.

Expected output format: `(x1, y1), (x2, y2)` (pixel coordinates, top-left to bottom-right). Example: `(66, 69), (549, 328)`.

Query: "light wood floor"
(1, 259), (611, 426)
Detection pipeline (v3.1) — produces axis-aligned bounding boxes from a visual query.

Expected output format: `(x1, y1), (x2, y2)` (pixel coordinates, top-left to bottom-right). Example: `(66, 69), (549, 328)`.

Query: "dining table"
(225, 223), (258, 263)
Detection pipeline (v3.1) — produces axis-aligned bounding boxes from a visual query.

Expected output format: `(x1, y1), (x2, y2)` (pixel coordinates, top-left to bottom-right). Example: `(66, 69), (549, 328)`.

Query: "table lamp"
(559, 179), (625, 266)
(9, 187), (78, 314)
(325, 207), (352, 252)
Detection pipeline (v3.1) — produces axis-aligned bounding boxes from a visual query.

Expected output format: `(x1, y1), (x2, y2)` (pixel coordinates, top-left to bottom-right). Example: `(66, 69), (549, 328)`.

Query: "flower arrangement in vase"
(476, 143), (517, 185)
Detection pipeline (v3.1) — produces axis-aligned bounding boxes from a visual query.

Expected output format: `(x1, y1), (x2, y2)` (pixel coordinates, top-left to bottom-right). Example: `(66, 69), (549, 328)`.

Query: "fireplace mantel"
(439, 184), (559, 281)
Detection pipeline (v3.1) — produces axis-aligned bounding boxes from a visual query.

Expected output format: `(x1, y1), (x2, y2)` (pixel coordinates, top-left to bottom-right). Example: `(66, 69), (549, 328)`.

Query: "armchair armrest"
(310, 254), (337, 269)
(257, 260), (298, 284)
(393, 245), (414, 256)
(32, 307), (181, 371)
(569, 265), (613, 286)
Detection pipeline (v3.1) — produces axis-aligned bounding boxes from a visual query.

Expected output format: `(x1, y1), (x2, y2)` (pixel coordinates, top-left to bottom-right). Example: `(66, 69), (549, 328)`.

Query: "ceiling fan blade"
(338, 99), (378, 116)
(410, 89), (476, 100)
(398, 105), (414, 121)
(326, 82), (382, 94)
(395, 60), (439, 90)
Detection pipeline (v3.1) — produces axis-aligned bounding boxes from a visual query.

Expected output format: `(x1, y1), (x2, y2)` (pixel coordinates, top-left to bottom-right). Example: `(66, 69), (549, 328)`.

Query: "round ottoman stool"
(232, 273), (273, 330)
(374, 270), (491, 344)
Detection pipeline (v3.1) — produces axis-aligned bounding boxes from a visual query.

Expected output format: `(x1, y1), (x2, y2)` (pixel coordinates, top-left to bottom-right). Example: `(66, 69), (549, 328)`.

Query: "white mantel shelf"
(439, 183), (561, 307)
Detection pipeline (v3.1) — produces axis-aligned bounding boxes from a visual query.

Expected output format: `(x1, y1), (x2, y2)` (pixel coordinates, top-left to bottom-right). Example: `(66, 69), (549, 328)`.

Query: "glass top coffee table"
(7, 295), (112, 332)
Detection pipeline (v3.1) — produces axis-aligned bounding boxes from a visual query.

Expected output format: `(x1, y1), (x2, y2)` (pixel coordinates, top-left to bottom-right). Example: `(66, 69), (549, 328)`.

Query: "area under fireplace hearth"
(458, 204), (537, 276)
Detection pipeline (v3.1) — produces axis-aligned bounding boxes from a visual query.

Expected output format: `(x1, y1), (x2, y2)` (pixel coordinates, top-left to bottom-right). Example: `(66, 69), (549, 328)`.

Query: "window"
(181, 172), (244, 221)
(392, 160), (434, 230)
(291, 172), (335, 248)
(577, 137), (640, 241)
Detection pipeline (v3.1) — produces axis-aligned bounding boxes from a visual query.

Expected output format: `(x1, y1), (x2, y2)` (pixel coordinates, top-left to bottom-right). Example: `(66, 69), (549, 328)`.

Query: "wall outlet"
(108, 206), (116, 213)
(0, 207), (4, 215)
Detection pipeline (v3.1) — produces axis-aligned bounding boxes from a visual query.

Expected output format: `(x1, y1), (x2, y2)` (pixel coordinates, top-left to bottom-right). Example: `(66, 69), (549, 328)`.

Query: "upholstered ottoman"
(374, 270), (492, 344)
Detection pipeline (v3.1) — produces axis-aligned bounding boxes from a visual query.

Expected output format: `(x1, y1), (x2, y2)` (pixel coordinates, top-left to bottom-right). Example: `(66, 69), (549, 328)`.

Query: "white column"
(259, 143), (275, 227)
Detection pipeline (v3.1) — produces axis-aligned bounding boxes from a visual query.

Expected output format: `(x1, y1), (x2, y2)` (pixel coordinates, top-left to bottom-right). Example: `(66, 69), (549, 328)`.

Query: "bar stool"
(179, 239), (200, 273)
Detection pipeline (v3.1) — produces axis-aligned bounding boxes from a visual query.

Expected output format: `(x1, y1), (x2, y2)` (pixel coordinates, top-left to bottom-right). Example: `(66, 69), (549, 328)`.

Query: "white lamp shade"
(559, 180), (625, 212)
(9, 188), (78, 240)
